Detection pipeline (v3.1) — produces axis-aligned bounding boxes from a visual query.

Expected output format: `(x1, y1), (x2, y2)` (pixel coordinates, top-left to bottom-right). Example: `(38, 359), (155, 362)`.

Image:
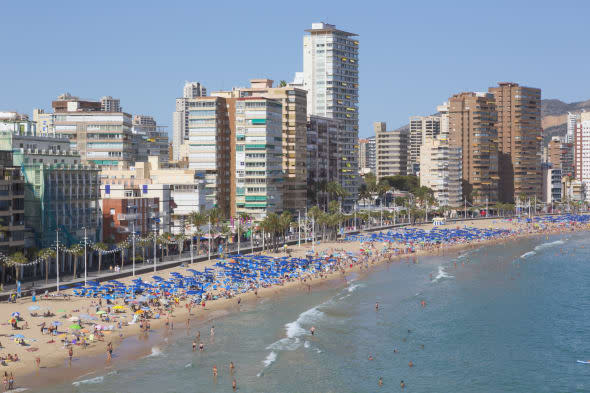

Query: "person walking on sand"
(196, 331), (201, 341)
(68, 347), (73, 366)
(210, 326), (215, 337)
(36, 356), (40, 369)
(229, 361), (235, 374)
(8, 373), (14, 391)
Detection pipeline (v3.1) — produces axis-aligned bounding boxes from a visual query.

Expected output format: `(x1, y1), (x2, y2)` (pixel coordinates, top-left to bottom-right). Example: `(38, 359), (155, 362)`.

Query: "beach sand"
(0, 217), (583, 390)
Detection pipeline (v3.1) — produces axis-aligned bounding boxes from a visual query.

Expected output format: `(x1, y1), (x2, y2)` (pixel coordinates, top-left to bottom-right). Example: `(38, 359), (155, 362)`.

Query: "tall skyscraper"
(358, 136), (376, 175)
(301, 22), (359, 211)
(489, 82), (542, 203)
(172, 82), (207, 161)
(408, 116), (441, 175)
(375, 122), (409, 180)
(132, 115), (169, 164)
(448, 92), (498, 205)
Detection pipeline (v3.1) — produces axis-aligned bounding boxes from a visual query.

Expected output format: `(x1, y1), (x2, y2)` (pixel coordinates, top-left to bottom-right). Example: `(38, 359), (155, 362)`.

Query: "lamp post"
(208, 216), (211, 261)
(237, 216), (240, 254)
(83, 227), (88, 287)
(55, 229), (60, 293)
(131, 221), (136, 277)
(153, 225), (157, 273)
(298, 210), (301, 247)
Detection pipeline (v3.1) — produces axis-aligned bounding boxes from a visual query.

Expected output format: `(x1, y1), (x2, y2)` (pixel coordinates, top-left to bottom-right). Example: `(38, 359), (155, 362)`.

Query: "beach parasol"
(69, 316), (80, 322)
(13, 334), (24, 339)
(69, 324), (82, 330)
(52, 321), (62, 326)
(57, 309), (66, 313)
(96, 310), (106, 315)
(135, 310), (144, 314)
(11, 312), (20, 317)
(28, 305), (40, 311)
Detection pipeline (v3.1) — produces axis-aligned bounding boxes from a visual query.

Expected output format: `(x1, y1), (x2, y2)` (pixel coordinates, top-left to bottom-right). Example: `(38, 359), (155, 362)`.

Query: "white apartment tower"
(100, 96), (121, 112)
(301, 22), (359, 211)
(567, 112), (580, 144)
(408, 116), (441, 175)
(173, 82), (208, 160)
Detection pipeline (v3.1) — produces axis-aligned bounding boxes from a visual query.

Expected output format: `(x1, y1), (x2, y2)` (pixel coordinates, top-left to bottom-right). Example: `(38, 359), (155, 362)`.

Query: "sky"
(1, 0), (590, 138)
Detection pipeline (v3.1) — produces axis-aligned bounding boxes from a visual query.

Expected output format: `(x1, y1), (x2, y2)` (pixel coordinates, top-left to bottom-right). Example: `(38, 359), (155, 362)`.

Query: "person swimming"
(378, 377), (383, 386)
(310, 326), (316, 335)
(368, 355), (373, 360)
(375, 302), (379, 310)
(192, 341), (197, 352)
(408, 361), (414, 367)
(400, 380), (405, 389)
(230, 361), (235, 374)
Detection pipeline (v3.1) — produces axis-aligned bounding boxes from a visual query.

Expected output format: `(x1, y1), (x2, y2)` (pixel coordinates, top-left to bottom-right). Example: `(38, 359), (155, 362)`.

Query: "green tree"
(38, 248), (56, 284)
(7, 252), (27, 283)
(69, 244), (84, 280)
(94, 242), (108, 276)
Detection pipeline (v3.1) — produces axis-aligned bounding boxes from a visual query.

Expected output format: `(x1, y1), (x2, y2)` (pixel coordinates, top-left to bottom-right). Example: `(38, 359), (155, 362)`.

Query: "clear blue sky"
(2, 0), (589, 137)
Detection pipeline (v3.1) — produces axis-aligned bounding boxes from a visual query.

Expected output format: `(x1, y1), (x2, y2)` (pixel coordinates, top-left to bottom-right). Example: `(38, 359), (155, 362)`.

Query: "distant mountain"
(541, 98), (590, 134)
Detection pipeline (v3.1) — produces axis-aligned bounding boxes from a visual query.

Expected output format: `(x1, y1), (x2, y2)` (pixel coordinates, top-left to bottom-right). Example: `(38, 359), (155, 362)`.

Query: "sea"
(38, 231), (590, 392)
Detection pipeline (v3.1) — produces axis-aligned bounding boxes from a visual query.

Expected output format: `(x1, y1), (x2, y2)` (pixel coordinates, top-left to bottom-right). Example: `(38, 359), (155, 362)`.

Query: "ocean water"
(39, 232), (590, 392)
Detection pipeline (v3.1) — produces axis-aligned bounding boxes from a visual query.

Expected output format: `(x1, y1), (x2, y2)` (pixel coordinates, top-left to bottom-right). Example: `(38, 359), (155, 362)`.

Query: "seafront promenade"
(0, 213), (569, 300)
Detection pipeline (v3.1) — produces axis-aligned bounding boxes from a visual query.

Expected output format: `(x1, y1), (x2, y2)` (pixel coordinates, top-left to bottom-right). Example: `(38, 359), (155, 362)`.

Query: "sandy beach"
(0, 216), (586, 390)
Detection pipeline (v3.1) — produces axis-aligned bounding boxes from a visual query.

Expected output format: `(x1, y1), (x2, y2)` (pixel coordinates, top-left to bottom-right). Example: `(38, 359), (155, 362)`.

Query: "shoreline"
(5, 218), (587, 391)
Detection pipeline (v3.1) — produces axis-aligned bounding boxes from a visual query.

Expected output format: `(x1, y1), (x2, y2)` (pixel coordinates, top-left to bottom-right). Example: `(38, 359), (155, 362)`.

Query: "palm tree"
(279, 211), (293, 244)
(94, 242), (108, 276)
(69, 244), (84, 280)
(116, 241), (129, 270)
(189, 211), (208, 255)
(39, 248), (56, 284)
(7, 252), (27, 283)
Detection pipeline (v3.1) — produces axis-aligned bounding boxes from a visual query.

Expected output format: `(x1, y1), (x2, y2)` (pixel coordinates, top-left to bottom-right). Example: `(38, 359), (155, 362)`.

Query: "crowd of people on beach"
(0, 214), (589, 390)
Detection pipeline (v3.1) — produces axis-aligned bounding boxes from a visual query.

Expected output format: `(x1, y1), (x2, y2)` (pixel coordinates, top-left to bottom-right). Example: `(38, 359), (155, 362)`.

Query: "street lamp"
(82, 227), (88, 287)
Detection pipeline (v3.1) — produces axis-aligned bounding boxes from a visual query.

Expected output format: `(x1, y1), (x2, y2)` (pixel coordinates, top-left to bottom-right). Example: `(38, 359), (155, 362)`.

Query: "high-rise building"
(358, 136), (376, 175)
(306, 115), (341, 207)
(212, 79), (308, 213)
(419, 134), (462, 207)
(33, 109), (53, 135)
(567, 112), (580, 144)
(49, 94), (135, 167)
(100, 96), (121, 113)
(301, 22), (359, 211)
(408, 116), (441, 175)
(132, 115), (169, 164)
(234, 97), (283, 220)
(574, 113), (590, 183)
(375, 122), (409, 180)
(172, 82), (207, 160)
(542, 163), (562, 204)
(448, 92), (498, 204)
(489, 82), (542, 203)
(183, 96), (232, 215)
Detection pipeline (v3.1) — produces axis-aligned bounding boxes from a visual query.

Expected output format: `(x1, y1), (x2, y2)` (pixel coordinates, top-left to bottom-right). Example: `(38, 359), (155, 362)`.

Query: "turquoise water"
(40, 232), (590, 392)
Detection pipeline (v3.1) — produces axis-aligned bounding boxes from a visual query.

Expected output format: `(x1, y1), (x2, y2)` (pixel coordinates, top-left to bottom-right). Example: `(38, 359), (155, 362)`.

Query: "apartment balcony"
(118, 213), (138, 221)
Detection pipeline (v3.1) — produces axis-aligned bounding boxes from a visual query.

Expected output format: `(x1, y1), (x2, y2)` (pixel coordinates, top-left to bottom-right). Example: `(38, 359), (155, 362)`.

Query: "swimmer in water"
(199, 343), (204, 351)
(210, 326), (215, 336)
(230, 361), (235, 374)
(400, 380), (405, 389)
(378, 377), (383, 386)
(375, 302), (379, 310)
(368, 355), (373, 360)
(212, 365), (218, 377)
(232, 379), (237, 391)
(192, 341), (197, 352)
(421, 300), (426, 307)
(408, 361), (414, 367)
(310, 326), (316, 335)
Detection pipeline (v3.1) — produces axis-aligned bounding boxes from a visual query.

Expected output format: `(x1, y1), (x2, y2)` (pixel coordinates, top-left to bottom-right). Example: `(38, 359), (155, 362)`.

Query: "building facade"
(375, 122), (409, 180)
(489, 82), (542, 203)
(448, 92), (499, 204)
(542, 163), (562, 204)
(100, 185), (160, 243)
(182, 96), (232, 216)
(574, 113), (590, 183)
(100, 156), (208, 234)
(419, 134), (462, 207)
(100, 96), (121, 113)
(172, 82), (207, 161)
(212, 79), (308, 213)
(0, 151), (24, 253)
(567, 112), (580, 144)
(234, 98), (283, 220)
(0, 117), (100, 247)
(301, 22), (359, 211)
(50, 94), (135, 167)
(307, 115), (341, 207)
(132, 115), (169, 164)
(408, 116), (440, 175)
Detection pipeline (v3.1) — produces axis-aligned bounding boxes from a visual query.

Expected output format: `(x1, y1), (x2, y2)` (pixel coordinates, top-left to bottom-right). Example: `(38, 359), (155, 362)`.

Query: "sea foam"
(72, 376), (104, 386)
(534, 240), (564, 251)
(433, 266), (454, 282)
(520, 251), (536, 259)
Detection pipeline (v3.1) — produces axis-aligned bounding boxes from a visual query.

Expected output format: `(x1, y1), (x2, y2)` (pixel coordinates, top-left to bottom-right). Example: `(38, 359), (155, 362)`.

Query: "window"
(110, 208), (115, 215)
